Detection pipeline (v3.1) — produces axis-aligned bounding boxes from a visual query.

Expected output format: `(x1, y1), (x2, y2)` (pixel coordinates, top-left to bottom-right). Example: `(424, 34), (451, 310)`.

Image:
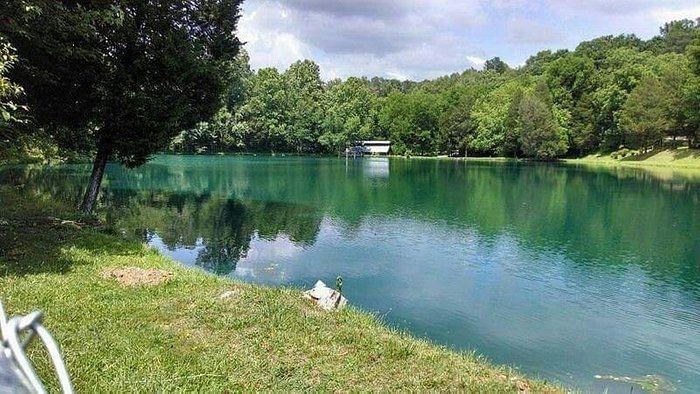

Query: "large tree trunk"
(80, 143), (112, 214)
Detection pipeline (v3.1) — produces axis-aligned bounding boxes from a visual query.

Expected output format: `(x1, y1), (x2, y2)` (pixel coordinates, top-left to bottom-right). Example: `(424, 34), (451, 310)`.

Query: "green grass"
(0, 185), (559, 392)
(389, 148), (700, 171)
(565, 147), (700, 170)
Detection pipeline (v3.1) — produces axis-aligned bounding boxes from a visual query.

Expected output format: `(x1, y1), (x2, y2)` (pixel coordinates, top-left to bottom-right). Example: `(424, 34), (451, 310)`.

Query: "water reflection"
(1, 156), (699, 392)
(129, 193), (322, 275)
(1, 157), (698, 289)
(359, 157), (390, 178)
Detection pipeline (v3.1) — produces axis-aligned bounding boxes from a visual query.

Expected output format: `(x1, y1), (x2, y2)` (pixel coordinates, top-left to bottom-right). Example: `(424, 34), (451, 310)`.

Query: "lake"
(1, 155), (699, 392)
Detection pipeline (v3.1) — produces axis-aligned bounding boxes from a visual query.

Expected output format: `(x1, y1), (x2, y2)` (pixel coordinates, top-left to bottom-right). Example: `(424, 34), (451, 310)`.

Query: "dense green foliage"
(0, 13), (698, 196)
(171, 19), (699, 157)
(0, 36), (31, 162)
(0, 0), (243, 211)
(0, 38), (24, 130)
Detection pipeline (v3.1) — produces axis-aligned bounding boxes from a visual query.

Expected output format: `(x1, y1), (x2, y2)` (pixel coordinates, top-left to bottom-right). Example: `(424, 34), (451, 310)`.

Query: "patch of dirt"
(101, 267), (173, 287)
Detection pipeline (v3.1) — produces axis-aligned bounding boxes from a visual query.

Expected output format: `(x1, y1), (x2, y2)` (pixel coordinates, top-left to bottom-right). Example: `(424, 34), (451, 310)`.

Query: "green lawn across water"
(564, 147), (700, 170)
(0, 185), (558, 392)
(392, 148), (700, 176)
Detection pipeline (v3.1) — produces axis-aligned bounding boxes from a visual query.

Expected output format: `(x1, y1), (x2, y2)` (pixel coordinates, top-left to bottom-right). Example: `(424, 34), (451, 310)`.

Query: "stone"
(303, 280), (347, 311)
(219, 290), (240, 300)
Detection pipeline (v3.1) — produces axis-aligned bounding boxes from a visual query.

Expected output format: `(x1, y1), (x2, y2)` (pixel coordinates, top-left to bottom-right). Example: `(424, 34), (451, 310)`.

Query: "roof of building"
(364, 145), (391, 154)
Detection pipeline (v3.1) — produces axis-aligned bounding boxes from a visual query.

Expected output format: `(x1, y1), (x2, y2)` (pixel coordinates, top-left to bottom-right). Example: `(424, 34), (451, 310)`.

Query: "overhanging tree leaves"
(1, 0), (242, 212)
(0, 36), (25, 138)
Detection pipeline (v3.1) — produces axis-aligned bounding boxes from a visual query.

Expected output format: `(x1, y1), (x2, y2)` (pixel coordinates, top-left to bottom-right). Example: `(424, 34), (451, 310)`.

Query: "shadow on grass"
(666, 148), (700, 160)
(0, 186), (143, 277)
(620, 148), (700, 162)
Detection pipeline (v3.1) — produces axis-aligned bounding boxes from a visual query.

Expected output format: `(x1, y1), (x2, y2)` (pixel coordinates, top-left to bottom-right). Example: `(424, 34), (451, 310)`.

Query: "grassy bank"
(0, 185), (557, 392)
(391, 148), (700, 178)
(564, 148), (700, 170)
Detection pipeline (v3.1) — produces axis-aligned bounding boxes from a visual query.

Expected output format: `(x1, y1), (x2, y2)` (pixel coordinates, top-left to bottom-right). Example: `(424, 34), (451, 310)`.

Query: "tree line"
(0, 5), (698, 212)
(173, 19), (700, 159)
(1, 0), (244, 212)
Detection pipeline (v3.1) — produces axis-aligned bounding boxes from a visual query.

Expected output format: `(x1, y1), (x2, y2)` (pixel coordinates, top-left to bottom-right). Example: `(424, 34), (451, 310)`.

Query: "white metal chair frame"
(0, 300), (73, 394)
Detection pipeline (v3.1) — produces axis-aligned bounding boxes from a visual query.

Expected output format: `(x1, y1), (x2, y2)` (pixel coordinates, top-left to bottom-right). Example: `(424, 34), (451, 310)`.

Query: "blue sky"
(239, 0), (700, 81)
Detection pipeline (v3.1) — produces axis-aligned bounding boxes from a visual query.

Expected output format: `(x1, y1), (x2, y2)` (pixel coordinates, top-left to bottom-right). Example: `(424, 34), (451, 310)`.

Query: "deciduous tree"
(485, 57), (510, 74)
(2, 0), (243, 212)
(518, 90), (568, 160)
(619, 76), (672, 149)
(284, 60), (324, 153)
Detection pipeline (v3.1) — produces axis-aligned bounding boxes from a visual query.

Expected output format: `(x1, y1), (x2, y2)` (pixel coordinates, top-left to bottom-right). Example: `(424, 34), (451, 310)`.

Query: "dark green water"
(2, 155), (699, 392)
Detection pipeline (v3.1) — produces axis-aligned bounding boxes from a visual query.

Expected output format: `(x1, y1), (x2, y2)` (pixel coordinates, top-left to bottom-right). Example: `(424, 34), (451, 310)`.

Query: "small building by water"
(346, 141), (391, 157)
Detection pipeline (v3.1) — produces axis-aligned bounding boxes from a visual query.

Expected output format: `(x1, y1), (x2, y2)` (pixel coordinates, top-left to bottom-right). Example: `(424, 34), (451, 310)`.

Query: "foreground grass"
(565, 147), (700, 170)
(0, 186), (558, 392)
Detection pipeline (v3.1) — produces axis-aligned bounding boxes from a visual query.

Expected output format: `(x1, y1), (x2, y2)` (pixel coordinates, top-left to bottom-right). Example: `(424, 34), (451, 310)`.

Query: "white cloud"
(238, 0), (700, 81)
(239, 0), (487, 80)
(466, 56), (486, 69)
(238, 6), (314, 71)
(648, 5), (700, 25)
(544, 0), (699, 38)
(507, 18), (564, 45)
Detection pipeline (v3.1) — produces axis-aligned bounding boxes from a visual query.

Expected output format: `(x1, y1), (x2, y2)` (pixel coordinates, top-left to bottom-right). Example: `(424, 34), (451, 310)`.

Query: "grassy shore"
(390, 148), (700, 171)
(0, 185), (558, 392)
(564, 148), (700, 170)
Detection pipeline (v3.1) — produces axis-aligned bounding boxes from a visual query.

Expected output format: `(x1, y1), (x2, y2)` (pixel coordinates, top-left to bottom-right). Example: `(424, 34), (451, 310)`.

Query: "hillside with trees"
(169, 19), (700, 158)
(1, 15), (699, 168)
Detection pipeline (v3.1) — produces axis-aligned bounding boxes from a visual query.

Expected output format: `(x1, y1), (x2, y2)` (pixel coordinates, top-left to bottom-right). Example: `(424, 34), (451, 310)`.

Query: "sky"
(238, 0), (700, 81)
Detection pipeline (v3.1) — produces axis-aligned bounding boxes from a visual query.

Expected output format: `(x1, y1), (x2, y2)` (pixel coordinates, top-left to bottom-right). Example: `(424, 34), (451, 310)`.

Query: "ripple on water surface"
(2, 156), (699, 392)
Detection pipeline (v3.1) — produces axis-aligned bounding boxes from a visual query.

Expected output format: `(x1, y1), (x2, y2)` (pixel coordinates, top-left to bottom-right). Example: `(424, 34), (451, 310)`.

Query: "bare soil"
(101, 267), (173, 287)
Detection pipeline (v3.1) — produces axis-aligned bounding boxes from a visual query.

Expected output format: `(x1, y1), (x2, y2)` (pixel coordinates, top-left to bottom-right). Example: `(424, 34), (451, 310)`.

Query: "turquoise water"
(2, 155), (699, 392)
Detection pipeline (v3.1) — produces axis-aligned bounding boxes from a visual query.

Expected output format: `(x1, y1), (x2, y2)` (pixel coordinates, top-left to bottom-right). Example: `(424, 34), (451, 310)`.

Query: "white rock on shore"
(303, 280), (347, 311)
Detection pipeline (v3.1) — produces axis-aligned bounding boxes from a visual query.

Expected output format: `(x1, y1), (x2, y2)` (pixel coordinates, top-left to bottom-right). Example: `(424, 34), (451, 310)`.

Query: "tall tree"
(240, 67), (291, 152)
(379, 90), (445, 155)
(437, 92), (478, 156)
(545, 54), (596, 109)
(2, 0), (242, 213)
(284, 60), (323, 153)
(319, 77), (377, 153)
(686, 36), (700, 147)
(470, 79), (532, 156)
(484, 57), (510, 74)
(502, 88), (524, 157)
(655, 54), (694, 142)
(647, 19), (700, 54)
(518, 90), (568, 160)
(568, 92), (598, 155)
(172, 50), (253, 154)
(619, 75), (672, 150)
